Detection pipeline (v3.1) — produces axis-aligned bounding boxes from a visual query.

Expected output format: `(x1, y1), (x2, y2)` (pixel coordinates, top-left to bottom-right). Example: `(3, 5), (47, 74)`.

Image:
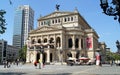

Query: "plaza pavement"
(0, 63), (120, 75)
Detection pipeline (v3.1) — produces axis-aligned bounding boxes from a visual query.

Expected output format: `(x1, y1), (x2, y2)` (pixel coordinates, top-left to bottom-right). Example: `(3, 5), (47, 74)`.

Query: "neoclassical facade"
(26, 9), (99, 64)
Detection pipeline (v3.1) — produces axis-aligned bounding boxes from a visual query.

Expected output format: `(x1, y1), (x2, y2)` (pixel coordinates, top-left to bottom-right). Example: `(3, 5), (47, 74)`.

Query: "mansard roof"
(38, 11), (79, 21)
(38, 10), (92, 29)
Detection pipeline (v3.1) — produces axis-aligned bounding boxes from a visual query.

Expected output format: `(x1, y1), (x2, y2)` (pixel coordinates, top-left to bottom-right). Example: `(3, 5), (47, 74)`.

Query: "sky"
(0, 0), (120, 52)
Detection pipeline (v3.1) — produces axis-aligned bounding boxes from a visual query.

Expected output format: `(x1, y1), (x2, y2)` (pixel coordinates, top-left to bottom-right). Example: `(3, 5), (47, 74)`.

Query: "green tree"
(113, 53), (120, 60)
(19, 45), (27, 61)
(0, 10), (6, 34)
(0, 0), (12, 34)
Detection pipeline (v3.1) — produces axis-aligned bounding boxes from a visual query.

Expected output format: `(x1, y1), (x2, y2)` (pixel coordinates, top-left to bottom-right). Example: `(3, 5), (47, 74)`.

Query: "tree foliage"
(0, 10), (6, 34)
(113, 53), (120, 60)
(19, 45), (27, 61)
(106, 50), (120, 61)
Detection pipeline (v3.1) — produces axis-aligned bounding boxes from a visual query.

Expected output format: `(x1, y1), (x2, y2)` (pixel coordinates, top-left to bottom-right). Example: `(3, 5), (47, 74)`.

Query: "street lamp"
(100, 0), (120, 23)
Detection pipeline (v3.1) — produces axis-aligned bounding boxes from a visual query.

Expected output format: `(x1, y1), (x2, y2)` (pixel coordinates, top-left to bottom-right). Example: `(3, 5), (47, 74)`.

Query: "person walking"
(3, 60), (7, 68)
(43, 60), (45, 68)
(39, 58), (42, 69)
(110, 60), (113, 66)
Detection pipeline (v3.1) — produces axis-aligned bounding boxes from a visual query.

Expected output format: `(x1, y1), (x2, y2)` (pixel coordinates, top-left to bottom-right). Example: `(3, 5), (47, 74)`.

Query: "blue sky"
(0, 0), (120, 52)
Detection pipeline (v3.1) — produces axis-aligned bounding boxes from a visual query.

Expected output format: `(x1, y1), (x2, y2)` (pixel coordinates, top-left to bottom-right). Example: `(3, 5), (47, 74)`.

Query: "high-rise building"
(13, 5), (34, 48)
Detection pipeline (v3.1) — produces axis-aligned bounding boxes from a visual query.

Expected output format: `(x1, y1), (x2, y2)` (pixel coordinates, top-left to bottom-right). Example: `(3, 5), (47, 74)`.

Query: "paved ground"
(0, 63), (120, 75)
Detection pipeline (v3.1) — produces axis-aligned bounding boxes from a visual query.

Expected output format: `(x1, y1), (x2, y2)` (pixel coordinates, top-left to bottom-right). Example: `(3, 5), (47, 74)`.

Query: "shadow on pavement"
(37, 73), (72, 75)
(0, 72), (26, 75)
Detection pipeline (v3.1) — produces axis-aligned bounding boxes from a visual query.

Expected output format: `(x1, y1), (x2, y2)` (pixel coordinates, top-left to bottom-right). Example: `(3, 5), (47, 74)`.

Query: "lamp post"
(100, 0), (120, 23)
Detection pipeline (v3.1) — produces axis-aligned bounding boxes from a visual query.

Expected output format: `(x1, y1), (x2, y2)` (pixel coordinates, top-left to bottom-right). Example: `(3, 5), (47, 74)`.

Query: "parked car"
(66, 57), (81, 66)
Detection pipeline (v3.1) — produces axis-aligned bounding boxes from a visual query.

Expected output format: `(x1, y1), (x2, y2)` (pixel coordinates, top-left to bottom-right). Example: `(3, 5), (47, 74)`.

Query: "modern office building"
(7, 45), (20, 61)
(13, 5), (34, 48)
(0, 39), (20, 63)
(0, 39), (7, 63)
(26, 8), (106, 64)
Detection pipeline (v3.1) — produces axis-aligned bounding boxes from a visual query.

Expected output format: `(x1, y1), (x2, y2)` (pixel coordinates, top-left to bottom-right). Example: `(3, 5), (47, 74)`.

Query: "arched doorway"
(56, 37), (61, 47)
(50, 53), (52, 62)
(43, 52), (47, 63)
(36, 52), (40, 62)
(67, 52), (72, 57)
(68, 38), (73, 48)
(76, 50), (80, 59)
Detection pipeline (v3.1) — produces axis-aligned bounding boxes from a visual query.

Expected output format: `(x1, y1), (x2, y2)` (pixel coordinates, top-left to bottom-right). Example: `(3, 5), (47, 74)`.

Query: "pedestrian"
(110, 60), (113, 66)
(99, 55), (102, 67)
(3, 60), (7, 68)
(43, 61), (45, 68)
(34, 61), (37, 68)
(6, 60), (9, 68)
(16, 59), (19, 66)
(39, 58), (42, 69)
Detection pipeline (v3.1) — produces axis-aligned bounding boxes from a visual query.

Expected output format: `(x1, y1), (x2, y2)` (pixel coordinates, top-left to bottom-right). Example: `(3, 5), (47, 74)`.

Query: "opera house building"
(26, 8), (105, 64)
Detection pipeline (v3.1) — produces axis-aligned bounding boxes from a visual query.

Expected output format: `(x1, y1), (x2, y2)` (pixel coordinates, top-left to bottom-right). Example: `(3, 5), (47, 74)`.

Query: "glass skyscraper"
(13, 5), (34, 48)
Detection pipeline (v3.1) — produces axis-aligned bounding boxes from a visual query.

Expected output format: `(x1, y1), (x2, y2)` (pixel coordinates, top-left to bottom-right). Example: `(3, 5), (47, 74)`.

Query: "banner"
(86, 37), (92, 48)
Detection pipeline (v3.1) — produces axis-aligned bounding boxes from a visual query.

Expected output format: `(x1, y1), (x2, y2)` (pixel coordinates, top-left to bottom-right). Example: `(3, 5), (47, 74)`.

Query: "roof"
(38, 11), (79, 21)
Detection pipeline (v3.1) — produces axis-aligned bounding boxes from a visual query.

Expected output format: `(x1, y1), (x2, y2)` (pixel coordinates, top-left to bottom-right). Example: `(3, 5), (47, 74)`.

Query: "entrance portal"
(36, 53), (40, 62)
(50, 53), (52, 62)
(43, 52), (47, 64)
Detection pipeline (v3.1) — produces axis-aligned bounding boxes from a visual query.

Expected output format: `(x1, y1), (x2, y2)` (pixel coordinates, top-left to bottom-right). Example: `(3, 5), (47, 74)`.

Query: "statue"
(56, 4), (60, 11)
(116, 40), (120, 53)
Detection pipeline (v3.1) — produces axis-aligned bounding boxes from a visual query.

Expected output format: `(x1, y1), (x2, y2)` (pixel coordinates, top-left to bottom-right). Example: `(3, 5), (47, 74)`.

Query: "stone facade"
(26, 9), (99, 64)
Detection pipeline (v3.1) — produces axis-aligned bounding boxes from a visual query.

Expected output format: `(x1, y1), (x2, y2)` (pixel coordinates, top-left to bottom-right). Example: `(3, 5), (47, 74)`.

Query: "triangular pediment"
(30, 26), (62, 34)
(30, 25), (65, 34)
(38, 11), (77, 20)
(36, 26), (59, 32)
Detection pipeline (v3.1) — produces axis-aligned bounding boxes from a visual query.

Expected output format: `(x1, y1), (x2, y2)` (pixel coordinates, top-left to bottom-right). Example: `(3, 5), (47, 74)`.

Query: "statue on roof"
(116, 40), (120, 53)
(56, 4), (60, 11)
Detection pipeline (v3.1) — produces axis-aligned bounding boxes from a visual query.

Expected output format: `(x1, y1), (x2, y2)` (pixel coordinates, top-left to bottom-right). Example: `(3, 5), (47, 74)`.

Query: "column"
(26, 49), (30, 63)
(26, 39), (30, 63)
(66, 35), (68, 49)
(72, 35), (75, 49)
(33, 46), (36, 63)
(79, 38), (81, 50)
(46, 50), (50, 63)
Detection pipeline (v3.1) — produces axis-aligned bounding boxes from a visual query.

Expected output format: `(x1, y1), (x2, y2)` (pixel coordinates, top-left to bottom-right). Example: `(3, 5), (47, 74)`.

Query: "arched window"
(75, 38), (79, 48)
(38, 39), (41, 43)
(68, 38), (73, 48)
(55, 19), (57, 23)
(56, 37), (61, 47)
(44, 38), (47, 43)
(52, 20), (54, 24)
(32, 39), (35, 44)
(50, 38), (54, 43)
(68, 17), (70, 21)
(58, 19), (60, 23)
(71, 17), (73, 21)
(41, 22), (43, 25)
(64, 18), (67, 22)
